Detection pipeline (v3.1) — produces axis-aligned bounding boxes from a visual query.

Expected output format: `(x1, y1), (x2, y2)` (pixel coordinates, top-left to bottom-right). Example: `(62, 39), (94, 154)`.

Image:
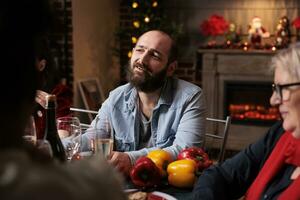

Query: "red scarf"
(245, 132), (300, 200)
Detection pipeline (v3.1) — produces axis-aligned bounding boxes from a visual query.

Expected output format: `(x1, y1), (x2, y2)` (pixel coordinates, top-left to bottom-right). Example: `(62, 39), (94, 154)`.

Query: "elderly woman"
(192, 43), (300, 200)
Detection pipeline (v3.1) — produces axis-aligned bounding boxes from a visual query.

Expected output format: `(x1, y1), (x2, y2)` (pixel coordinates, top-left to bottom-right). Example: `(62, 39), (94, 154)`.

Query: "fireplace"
(224, 81), (280, 126)
(199, 49), (277, 150)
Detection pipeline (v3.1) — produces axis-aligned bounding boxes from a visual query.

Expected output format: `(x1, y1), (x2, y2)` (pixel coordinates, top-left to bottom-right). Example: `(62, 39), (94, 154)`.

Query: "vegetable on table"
(130, 156), (161, 188)
(167, 159), (197, 188)
(147, 149), (173, 177)
(177, 147), (213, 172)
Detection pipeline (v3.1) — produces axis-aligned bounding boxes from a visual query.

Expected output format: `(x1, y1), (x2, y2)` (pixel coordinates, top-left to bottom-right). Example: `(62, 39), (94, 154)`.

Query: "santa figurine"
(248, 16), (270, 47)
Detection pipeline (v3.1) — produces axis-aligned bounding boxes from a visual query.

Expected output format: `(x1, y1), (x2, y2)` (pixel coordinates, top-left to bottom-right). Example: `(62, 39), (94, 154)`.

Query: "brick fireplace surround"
(198, 49), (276, 150)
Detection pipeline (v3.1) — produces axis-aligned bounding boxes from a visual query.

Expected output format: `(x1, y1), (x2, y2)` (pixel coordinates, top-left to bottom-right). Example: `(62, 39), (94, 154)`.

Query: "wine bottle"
(44, 94), (66, 162)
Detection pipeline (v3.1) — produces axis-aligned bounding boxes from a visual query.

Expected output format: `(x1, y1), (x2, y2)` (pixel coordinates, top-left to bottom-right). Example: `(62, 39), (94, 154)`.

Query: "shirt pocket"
(114, 135), (134, 152)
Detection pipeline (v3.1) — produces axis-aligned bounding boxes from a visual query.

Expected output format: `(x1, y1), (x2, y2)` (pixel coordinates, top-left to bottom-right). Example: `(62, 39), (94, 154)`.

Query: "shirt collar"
(124, 83), (138, 112)
(157, 77), (173, 106)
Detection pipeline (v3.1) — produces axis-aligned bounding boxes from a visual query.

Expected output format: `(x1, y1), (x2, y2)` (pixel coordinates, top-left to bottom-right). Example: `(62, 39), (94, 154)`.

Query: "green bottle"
(44, 94), (66, 162)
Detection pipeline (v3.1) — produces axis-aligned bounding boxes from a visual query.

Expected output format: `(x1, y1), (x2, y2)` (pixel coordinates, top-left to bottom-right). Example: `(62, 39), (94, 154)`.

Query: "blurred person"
(192, 43), (300, 200)
(0, 0), (126, 199)
(82, 30), (206, 176)
(34, 36), (73, 139)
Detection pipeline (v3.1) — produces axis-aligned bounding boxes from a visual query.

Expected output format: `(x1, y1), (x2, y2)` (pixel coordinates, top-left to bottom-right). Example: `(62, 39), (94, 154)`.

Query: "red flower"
(200, 15), (229, 36)
(292, 17), (300, 29)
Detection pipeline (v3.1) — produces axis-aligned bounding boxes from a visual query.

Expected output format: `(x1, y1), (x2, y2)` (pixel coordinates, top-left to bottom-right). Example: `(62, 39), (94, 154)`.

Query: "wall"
(72, 0), (120, 109)
(47, 0), (73, 86)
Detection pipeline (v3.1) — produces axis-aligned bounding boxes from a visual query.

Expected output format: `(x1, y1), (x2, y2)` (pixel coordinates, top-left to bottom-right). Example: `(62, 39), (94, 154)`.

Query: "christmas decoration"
(200, 14), (229, 36)
(292, 16), (300, 41)
(248, 16), (270, 48)
(225, 22), (241, 46)
(292, 17), (300, 29)
(275, 16), (291, 48)
(200, 14), (229, 48)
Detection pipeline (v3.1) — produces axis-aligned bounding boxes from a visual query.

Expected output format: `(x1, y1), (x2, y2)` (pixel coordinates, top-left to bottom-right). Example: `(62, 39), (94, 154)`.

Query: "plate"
(124, 189), (177, 200)
(124, 188), (138, 193)
(151, 191), (177, 200)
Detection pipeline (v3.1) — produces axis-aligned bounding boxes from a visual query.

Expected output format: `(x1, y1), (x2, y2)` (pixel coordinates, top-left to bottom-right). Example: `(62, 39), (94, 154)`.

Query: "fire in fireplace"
(224, 81), (280, 126)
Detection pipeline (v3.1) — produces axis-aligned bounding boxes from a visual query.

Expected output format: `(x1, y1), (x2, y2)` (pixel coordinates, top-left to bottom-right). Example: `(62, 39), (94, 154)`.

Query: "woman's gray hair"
(271, 42), (300, 81)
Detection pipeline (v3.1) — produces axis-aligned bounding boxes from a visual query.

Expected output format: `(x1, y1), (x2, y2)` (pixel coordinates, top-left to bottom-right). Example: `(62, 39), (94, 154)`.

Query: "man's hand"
(108, 151), (132, 177)
(35, 90), (50, 108)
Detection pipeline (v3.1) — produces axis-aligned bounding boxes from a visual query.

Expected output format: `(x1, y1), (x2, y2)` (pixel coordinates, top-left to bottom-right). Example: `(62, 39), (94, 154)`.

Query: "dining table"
(124, 178), (193, 200)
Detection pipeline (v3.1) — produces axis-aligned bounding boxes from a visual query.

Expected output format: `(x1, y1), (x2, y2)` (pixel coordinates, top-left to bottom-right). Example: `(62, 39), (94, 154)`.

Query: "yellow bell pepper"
(167, 159), (197, 188)
(147, 149), (173, 177)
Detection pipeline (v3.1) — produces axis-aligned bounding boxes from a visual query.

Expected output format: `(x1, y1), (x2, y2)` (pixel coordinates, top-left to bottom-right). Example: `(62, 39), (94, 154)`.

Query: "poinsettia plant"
(292, 17), (300, 29)
(200, 14), (229, 36)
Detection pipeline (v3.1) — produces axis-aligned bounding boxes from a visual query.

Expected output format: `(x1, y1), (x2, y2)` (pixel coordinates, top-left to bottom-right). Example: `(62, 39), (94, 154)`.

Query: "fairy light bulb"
(128, 51), (132, 58)
(133, 20), (140, 28)
(152, 1), (158, 7)
(243, 42), (249, 51)
(132, 2), (138, 8)
(131, 36), (137, 44)
(144, 16), (150, 23)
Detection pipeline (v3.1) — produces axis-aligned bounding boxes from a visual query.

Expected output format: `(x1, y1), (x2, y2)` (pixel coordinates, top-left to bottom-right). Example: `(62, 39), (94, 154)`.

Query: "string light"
(152, 1), (158, 7)
(125, 1), (161, 62)
(243, 42), (249, 51)
(128, 51), (132, 58)
(132, 2), (138, 8)
(144, 16), (150, 23)
(133, 20), (140, 28)
(131, 36), (137, 44)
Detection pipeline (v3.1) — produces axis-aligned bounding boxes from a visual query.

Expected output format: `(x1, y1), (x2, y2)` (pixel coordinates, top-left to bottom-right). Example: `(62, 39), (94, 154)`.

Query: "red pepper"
(130, 156), (162, 188)
(177, 147), (213, 172)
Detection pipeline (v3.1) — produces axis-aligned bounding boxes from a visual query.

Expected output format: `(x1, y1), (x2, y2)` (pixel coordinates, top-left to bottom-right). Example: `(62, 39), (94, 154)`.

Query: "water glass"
(56, 116), (82, 161)
(85, 120), (113, 159)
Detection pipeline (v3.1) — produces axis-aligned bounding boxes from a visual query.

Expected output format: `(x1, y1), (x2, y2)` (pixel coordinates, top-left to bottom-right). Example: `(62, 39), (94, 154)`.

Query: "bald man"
(83, 30), (206, 176)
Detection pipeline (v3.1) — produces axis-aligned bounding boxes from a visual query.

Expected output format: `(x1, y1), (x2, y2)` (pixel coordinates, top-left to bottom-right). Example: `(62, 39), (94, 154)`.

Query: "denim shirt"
(82, 77), (206, 164)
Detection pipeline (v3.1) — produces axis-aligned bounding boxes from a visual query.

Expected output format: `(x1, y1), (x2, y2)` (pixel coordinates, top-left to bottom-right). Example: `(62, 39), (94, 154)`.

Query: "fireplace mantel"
(197, 49), (277, 150)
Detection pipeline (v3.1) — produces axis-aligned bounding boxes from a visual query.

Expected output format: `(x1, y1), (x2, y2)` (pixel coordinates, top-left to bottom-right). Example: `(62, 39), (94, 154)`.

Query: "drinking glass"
(85, 118), (113, 159)
(56, 116), (82, 161)
(23, 115), (37, 146)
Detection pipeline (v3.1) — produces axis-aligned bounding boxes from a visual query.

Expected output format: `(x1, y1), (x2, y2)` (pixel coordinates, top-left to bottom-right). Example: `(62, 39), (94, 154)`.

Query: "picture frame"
(78, 77), (105, 121)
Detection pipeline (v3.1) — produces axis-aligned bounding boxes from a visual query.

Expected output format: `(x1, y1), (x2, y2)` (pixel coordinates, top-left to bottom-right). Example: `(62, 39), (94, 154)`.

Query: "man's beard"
(127, 62), (168, 92)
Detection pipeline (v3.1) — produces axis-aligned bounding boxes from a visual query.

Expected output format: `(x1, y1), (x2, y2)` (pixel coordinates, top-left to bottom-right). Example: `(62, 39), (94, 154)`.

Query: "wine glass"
(85, 117), (113, 159)
(56, 116), (82, 161)
(23, 115), (37, 146)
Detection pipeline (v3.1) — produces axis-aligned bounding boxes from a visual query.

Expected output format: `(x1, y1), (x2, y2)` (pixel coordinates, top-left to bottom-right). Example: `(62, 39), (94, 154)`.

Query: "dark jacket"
(192, 121), (295, 200)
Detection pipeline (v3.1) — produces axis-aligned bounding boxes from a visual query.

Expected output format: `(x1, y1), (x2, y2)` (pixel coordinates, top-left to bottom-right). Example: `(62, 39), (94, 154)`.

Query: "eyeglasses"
(272, 82), (300, 101)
